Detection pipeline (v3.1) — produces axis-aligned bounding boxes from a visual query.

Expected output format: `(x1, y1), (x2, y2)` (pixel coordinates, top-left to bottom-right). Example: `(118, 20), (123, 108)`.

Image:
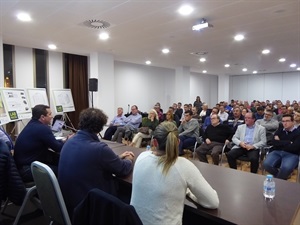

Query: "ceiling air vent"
(83, 19), (110, 29)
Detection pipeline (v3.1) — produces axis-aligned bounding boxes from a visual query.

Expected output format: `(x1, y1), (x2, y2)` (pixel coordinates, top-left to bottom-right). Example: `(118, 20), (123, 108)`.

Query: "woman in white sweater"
(130, 122), (219, 225)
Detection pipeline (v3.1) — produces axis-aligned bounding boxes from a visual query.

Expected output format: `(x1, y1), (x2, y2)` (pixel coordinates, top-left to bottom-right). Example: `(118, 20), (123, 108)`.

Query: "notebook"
(52, 119), (65, 132)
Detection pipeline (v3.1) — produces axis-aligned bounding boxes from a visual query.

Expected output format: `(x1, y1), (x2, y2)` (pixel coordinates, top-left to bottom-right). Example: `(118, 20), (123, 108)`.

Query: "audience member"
(130, 122), (219, 225)
(201, 107), (219, 132)
(227, 112), (266, 173)
(103, 107), (126, 140)
(225, 106), (245, 133)
(193, 96), (203, 114)
(199, 103), (210, 123)
(130, 109), (159, 148)
(175, 102), (183, 119)
(111, 105), (142, 143)
(154, 104), (164, 122)
(178, 110), (200, 156)
(196, 114), (232, 165)
(218, 105), (229, 122)
(255, 109), (279, 145)
(164, 109), (177, 126)
(294, 109), (300, 128)
(191, 106), (201, 121)
(0, 128), (14, 152)
(275, 105), (287, 122)
(254, 106), (264, 120)
(14, 104), (69, 182)
(180, 104), (189, 122)
(263, 114), (300, 180)
(58, 108), (134, 217)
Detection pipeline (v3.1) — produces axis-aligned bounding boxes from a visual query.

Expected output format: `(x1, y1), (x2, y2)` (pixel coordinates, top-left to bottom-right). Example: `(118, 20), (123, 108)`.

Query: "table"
(106, 141), (300, 225)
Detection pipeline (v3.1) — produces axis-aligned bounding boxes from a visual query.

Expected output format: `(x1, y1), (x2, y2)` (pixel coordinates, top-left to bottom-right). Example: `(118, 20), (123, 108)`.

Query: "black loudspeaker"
(89, 78), (98, 92)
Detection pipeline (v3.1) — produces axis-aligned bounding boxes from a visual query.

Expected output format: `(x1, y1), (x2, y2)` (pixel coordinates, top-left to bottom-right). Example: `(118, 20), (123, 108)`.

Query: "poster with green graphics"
(0, 88), (32, 123)
(51, 89), (75, 114)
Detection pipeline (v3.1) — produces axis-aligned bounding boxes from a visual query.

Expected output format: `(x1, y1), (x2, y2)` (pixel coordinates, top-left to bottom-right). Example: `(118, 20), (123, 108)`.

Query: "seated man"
(111, 105), (142, 143)
(263, 114), (300, 180)
(103, 107), (126, 140)
(58, 108), (134, 217)
(225, 106), (245, 133)
(201, 107), (219, 132)
(227, 112), (266, 173)
(178, 110), (199, 156)
(14, 104), (70, 182)
(196, 115), (232, 165)
(255, 109), (279, 145)
(0, 128), (14, 153)
(218, 105), (229, 122)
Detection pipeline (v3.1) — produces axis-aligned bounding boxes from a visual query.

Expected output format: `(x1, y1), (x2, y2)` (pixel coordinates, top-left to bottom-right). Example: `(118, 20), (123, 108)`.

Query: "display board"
(27, 88), (49, 107)
(0, 88), (32, 122)
(0, 92), (10, 125)
(52, 89), (75, 113)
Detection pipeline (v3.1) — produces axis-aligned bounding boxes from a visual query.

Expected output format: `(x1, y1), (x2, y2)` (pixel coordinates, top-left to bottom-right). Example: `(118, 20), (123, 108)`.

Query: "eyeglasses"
(282, 120), (292, 122)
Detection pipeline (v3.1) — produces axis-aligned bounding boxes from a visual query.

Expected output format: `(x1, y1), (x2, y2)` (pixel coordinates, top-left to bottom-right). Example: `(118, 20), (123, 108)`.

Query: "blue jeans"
(179, 135), (196, 155)
(263, 150), (299, 180)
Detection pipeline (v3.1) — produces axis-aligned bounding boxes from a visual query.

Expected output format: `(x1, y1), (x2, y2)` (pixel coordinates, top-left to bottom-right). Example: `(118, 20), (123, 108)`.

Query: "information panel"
(52, 89), (75, 113)
(0, 92), (10, 125)
(27, 88), (49, 107)
(0, 88), (32, 122)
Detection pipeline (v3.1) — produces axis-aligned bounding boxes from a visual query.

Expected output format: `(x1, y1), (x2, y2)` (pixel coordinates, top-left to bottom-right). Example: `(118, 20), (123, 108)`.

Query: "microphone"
(127, 104), (130, 114)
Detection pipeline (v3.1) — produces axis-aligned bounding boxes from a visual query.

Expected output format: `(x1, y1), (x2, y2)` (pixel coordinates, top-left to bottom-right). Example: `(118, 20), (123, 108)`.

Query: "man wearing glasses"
(227, 112), (266, 173)
(263, 114), (300, 180)
(256, 109), (279, 145)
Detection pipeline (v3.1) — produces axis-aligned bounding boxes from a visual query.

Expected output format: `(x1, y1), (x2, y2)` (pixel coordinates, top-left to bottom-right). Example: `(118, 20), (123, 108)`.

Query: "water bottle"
(146, 145), (151, 151)
(263, 174), (275, 199)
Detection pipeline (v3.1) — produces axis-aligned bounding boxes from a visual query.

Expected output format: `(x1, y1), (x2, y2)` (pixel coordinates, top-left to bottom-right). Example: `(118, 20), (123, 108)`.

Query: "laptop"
(52, 119), (65, 133)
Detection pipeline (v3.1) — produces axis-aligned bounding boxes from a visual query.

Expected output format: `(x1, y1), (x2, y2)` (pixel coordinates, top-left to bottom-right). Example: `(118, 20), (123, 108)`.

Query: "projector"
(192, 19), (213, 31)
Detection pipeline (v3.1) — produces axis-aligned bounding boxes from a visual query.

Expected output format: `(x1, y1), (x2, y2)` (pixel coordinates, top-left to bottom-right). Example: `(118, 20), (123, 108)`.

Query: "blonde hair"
(153, 122), (178, 175)
(148, 109), (158, 120)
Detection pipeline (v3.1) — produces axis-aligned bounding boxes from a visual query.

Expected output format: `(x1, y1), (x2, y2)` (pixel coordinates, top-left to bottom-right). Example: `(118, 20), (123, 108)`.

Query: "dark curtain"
(64, 54), (89, 129)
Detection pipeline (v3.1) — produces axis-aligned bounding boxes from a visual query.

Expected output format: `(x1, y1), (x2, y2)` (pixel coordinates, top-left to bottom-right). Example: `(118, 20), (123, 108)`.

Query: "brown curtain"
(64, 54), (88, 129)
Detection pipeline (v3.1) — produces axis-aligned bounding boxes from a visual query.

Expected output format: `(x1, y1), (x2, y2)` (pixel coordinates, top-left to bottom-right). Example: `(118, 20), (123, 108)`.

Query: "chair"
(72, 188), (142, 225)
(1, 182), (39, 225)
(31, 161), (71, 225)
(0, 142), (40, 225)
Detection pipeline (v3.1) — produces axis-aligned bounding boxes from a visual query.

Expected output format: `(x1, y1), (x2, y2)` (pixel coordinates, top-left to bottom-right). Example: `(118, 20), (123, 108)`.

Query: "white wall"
(114, 61), (175, 113)
(190, 72), (218, 108)
(229, 71), (300, 102)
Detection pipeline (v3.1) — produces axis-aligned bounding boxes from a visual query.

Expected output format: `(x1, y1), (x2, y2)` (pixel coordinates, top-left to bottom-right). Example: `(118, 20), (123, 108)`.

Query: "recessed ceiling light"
(234, 34), (244, 41)
(242, 68), (248, 72)
(178, 5), (194, 15)
(224, 64), (230, 68)
(99, 32), (109, 40)
(262, 49), (270, 54)
(199, 57), (206, 62)
(297, 67), (300, 71)
(162, 48), (170, 54)
(17, 12), (31, 22)
(290, 64), (297, 68)
(253, 71), (257, 74)
(48, 44), (57, 50)
(145, 60), (151, 65)
(279, 58), (286, 62)
(202, 70), (207, 73)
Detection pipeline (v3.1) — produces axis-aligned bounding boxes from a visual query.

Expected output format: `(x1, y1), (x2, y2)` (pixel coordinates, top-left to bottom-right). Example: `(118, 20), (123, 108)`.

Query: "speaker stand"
(91, 91), (94, 108)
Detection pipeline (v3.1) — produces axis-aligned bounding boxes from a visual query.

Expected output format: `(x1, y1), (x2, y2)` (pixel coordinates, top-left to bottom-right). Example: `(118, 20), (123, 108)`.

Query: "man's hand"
(119, 151), (135, 161)
(245, 144), (255, 151)
(205, 138), (211, 145)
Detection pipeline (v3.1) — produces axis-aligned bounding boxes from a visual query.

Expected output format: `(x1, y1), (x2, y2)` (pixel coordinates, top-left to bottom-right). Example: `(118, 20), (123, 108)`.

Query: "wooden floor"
(182, 149), (299, 183)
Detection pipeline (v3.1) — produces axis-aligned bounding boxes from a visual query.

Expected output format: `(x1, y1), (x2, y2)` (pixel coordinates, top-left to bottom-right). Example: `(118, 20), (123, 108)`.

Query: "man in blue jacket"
(14, 104), (66, 182)
(58, 108), (134, 217)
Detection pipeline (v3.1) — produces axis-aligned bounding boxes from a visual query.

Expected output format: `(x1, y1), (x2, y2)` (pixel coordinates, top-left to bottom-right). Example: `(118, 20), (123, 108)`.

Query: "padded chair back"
(31, 161), (71, 225)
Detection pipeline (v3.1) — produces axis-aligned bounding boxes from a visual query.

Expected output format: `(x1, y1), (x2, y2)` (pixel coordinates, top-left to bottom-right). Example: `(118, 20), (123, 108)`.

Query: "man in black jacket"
(263, 114), (300, 180)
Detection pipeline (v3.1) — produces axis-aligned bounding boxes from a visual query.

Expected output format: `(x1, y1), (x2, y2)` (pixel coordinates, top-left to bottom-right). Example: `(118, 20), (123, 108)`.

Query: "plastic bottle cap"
(266, 174), (273, 178)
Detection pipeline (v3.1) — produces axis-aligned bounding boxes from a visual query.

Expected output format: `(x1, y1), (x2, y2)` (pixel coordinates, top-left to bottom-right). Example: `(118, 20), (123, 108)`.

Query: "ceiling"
(0, 0), (299, 76)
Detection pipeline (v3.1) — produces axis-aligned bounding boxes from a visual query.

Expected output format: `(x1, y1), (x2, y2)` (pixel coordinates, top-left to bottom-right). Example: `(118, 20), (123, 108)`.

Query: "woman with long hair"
(131, 122), (219, 225)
